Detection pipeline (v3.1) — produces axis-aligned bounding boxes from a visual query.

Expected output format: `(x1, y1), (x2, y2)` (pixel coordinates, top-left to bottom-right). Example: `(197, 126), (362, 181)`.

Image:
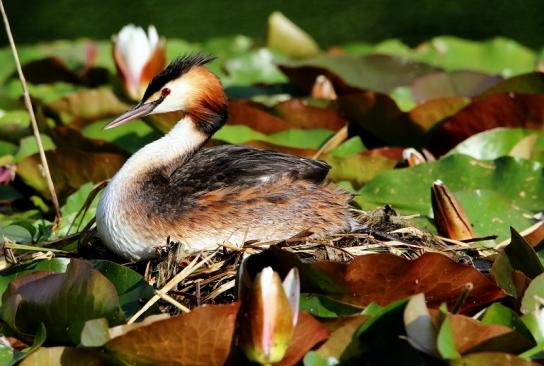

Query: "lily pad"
(58, 182), (100, 236)
(13, 134), (56, 163)
(411, 70), (501, 102)
(214, 125), (334, 149)
(358, 154), (544, 241)
(16, 149), (125, 199)
(480, 72), (544, 97)
(448, 128), (544, 163)
(0, 258), (70, 306)
(1, 259), (124, 344)
(430, 93), (544, 155)
(267, 11), (320, 59)
(411, 36), (536, 76)
(280, 54), (439, 94)
(90, 260), (157, 318)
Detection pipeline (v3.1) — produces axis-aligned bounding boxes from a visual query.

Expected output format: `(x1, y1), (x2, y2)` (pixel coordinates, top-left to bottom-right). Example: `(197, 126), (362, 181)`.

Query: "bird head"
(107, 54), (228, 134)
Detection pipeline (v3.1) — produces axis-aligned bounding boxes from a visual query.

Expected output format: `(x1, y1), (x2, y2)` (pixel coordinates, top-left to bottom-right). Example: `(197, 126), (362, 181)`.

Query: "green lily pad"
(341, 39), (412, 56)
(0, 39), (114, 82)
(437, 314), (461, 359)
(1, 259), (124, 344)
(481, 303), (533, 341)
(343, 299), (428, 364)
(90, 260), (157, 318)
(358, 154), (543, 241)
(300, 294), (362, 318)
(0, 224), (33, 244)
(448, 128), (544, 163)
(0, 79), (84, 103)
(214, 125), (334, 149)
(0, 140), (17, 156)
(221, 49), (288, 86)
(58, 182), (100, 236)
(411, 36), (536, 76)
(330, 137), (366, 157)
(201, 35), (253, 58)
(14, 134), (56, 163)
(323, 153), (397, 189)
(0, 110), (31, 142)
(522, 273), (544, 314)
(267, 11), (320, 59)
(82, 119), (160, 154)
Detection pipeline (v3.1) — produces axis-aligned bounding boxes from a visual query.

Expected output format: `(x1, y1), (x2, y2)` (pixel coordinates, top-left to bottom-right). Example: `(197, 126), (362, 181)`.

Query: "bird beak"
(105, 101), (157, 129)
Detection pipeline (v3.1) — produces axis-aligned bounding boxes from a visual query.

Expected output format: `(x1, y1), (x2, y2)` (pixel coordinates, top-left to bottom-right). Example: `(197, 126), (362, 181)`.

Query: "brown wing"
(137, 145), (330, 217)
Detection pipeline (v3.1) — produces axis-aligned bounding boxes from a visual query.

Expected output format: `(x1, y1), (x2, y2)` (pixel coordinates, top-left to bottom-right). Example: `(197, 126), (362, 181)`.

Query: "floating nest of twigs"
(125, 205), (483, 316)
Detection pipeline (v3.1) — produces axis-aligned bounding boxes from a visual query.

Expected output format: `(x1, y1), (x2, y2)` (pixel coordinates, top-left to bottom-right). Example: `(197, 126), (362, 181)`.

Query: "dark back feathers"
(138, 145), (331, 216)
(171, 145), (330, 191)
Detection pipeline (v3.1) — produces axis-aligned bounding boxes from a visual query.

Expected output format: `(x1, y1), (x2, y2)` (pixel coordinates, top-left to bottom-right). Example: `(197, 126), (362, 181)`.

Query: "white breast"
(96, 175), (157, 261)
(96, 117), (209, 261)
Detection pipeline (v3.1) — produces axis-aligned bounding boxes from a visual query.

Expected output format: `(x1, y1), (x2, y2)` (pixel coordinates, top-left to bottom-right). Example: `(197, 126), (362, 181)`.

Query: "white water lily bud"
(112, 24), (166, 101)
(240, 267), (300, 364)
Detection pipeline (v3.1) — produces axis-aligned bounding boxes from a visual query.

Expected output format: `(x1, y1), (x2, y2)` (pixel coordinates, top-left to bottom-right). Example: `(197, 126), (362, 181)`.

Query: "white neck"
(115, 115), (208, 181)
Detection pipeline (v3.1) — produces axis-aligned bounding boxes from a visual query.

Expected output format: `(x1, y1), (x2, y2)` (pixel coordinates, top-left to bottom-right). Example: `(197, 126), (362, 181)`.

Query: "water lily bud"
(431, 180), (475, 240)
(240, 267), (299, 365)
(112, 24), (166, 101)
(403, 148), (426, 167)
(312, 75), (337, 100)
(0, 165), (15, 185)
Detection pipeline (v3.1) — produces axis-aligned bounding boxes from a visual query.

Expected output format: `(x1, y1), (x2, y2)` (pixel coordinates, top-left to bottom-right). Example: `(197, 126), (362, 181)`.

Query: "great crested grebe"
(96, 54), (355, 261)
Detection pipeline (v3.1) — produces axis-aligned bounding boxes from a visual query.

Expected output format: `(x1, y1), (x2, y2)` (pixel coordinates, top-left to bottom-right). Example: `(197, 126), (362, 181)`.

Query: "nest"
(137, 206), (479, 316)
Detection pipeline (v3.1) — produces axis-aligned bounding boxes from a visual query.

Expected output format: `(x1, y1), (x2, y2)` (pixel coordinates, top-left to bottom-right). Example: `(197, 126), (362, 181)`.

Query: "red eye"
(161, 88), (171, 96)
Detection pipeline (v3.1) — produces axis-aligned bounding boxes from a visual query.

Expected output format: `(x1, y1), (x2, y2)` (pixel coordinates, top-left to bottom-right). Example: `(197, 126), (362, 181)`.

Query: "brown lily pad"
(336, 253), (506, 313)
(17, 149), (125, 199)
(274, 312), (330, 366)
(441, 312), (533, 355)
(274, 99), (346, 131)
(430, 93), (544, 155)
(104, 302), (240, 366)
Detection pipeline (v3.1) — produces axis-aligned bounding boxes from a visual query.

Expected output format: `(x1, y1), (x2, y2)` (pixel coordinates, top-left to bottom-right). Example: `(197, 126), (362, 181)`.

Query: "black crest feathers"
(142, 53), (217, 102)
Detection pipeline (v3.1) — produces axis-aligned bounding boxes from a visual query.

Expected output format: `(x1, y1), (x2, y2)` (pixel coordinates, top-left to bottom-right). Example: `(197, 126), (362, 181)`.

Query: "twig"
(160, 292), (191, 313)
(128, 251), (217, 323)
(0, 0), (61, 222)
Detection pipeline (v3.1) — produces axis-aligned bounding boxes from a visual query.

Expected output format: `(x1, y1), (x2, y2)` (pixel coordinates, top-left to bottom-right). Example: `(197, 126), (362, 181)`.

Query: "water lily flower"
(240, 267), (300, 365)
(431, 180), (475, 240)
(112, 24), (166, 101)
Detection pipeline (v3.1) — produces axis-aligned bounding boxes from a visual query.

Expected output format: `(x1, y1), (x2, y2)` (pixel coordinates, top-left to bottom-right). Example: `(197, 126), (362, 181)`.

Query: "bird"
(96, 54), (355, 261)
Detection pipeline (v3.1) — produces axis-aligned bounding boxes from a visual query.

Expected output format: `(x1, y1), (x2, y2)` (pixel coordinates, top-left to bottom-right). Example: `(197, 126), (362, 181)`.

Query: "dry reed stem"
(312, 125), (348, 160)
(128, 251), (217, 323)
(0, 0), (61, 221)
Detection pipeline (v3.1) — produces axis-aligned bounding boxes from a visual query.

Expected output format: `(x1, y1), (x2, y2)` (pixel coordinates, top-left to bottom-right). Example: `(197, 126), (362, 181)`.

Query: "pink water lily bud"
(240, 267), (299, 365)
(431, 180), (476, 241)
(112, 24), (166, 101)
(0, 165), (15, 185)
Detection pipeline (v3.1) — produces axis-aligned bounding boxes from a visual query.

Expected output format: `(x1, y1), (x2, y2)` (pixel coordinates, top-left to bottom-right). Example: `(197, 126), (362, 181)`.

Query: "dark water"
(1, 0), (543, 48)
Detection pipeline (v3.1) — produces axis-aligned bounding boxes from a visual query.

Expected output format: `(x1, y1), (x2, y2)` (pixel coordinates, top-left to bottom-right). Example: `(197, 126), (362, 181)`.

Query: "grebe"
(96, 54), (354, 261)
